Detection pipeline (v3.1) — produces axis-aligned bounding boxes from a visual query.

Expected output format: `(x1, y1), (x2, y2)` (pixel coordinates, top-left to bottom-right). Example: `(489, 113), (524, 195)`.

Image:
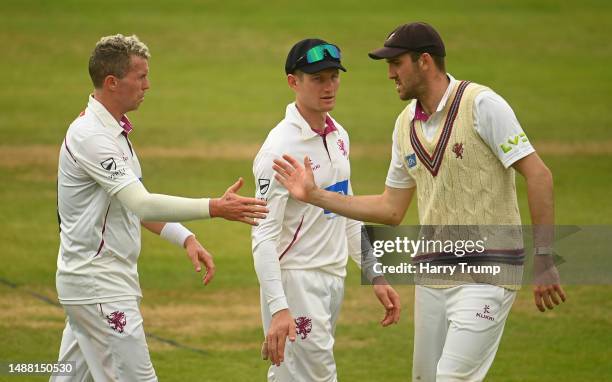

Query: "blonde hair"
(88, 34), (150, 88)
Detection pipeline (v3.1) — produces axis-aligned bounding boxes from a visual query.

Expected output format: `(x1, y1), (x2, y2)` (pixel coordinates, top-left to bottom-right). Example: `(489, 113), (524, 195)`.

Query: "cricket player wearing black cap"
(274, 23), (566, 381)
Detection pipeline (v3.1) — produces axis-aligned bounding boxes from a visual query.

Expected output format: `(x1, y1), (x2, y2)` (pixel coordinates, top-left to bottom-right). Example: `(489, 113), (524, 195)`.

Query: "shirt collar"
(412, 73), (457, 122)
(285, 102), (337, 140)
(119, 115), (133, 135)
(314, 115), (337, 137)
(88, 95), (134, 136)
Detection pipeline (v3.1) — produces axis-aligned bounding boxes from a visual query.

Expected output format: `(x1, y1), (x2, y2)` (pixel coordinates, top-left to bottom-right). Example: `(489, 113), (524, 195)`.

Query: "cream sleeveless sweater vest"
(396, 81), (524, 288)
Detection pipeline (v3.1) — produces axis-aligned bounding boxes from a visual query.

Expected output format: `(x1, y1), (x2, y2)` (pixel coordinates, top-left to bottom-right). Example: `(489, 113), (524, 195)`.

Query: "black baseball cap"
(285, 38), (347, 74)
(368, 22), (446, 60)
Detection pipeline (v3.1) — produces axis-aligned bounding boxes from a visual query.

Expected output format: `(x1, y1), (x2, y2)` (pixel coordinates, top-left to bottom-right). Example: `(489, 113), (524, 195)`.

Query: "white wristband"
(160, 223), (194, 248)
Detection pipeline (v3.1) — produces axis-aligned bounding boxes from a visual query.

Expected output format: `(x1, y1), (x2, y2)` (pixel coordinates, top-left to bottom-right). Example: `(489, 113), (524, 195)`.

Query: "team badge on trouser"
(51, 300), (157, 382)
(412, 284), (516, 382)
(261, 269), (344, 382)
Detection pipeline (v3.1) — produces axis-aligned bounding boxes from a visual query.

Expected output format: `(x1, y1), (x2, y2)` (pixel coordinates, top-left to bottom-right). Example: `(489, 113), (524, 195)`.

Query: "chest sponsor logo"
(100, 158), (117, 171)
(258, 178), (270, 195)
(323, 180), (348, 216)
(500, 133), (529, 154)
(406, 153), (417, 169)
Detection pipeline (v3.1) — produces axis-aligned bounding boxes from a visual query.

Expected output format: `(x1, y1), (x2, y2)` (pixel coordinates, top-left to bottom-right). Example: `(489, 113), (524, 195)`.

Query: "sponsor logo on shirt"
(323, 180), (348, 217)
(258, 178), (270, 195)
(499, 133), (529, 154)
(108, 169), (127, 181)
(406, 153), (417, 169)
(308, 158), (321, 171)
(100, 158), (117, 171)
(100, 157), (128, 180)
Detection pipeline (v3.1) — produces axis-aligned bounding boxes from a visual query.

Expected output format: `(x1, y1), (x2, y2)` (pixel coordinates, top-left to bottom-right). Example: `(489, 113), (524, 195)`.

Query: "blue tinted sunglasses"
(294, 44), (341, 69)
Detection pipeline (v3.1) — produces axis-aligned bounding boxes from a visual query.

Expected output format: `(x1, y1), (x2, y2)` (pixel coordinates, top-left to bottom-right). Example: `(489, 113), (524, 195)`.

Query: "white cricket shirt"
(56, 95), (143, 305)
(386, 74), (535, 189)
(252, 103), (363, 314)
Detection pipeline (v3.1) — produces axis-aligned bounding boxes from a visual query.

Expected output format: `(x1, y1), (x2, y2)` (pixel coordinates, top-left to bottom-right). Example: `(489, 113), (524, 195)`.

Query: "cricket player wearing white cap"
(52, 34), (267, 381)
(273, 23), (567, 382)
(252, 38), (400, 382)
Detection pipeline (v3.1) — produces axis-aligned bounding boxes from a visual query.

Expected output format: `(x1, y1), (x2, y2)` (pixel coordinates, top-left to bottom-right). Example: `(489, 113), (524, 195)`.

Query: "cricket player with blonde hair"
(53, 34), (267, 381)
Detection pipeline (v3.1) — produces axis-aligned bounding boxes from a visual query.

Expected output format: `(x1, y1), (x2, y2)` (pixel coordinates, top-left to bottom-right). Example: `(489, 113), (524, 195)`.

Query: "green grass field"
(1, 0), (611, 381)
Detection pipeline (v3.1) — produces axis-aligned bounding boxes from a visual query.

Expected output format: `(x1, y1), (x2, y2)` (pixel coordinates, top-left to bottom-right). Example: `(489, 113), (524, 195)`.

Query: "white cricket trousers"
(413, 284), (516, 382)
(50, 299), (157, 382)
(261, 269), (344, 382)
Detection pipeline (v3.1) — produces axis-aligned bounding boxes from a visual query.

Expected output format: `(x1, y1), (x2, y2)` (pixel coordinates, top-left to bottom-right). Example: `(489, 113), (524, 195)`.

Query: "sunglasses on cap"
(294, 44), (341, 69)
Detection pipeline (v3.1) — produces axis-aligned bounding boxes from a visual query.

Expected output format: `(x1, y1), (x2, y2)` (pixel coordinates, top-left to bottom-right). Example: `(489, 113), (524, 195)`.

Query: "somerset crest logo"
(295, 316), (312, 340)
(452, 143), (464, 159)
(476, 305), (494, 321)
(100, 158), (117, 171)
(258, 178), (270, 195)
(337, 139), (347, 157)
(106, 311), (127, 333)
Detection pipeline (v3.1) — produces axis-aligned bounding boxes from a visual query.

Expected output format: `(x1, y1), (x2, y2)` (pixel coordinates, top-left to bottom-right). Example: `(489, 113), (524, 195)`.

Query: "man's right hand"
(266, 309), (296, 366)
(272, 155), (317, 203)
(209, 177), (268, 225)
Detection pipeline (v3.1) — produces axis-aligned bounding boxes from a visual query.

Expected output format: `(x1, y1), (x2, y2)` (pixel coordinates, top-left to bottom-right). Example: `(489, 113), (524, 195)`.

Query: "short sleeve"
(72, 133), (139, 195)
(251, 150), (290, 250)
(385, 115), (416, 189)
(473, 91), (535, 168)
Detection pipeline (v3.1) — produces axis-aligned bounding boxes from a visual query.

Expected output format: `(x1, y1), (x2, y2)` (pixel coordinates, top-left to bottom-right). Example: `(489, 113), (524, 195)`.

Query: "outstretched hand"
(273, 155), (317, 203)
(210, 177), (268, 226)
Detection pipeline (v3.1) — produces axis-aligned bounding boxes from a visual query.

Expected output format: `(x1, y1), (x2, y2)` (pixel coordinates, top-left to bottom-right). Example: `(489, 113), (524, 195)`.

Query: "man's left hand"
(185, 235), (215, 285)
(533, 255), (566, 312)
